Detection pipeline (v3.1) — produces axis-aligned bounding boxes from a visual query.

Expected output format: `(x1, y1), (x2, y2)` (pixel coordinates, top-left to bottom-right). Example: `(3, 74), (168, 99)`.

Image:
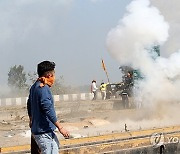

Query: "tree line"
(6, 64), (74, 97)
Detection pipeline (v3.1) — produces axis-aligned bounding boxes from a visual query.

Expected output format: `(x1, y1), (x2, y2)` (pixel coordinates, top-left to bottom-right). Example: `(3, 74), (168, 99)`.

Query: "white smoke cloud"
(150, 0), (180, 56)
(106, 0), (180, 108)
(106, 0), (169, 67)
(157, 51), (180, 79)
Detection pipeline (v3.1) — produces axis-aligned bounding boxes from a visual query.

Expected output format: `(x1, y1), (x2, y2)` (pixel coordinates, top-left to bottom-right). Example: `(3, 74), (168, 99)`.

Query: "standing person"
(91, 80), (98, 100)
(123, 72), (133, 97)
(100, 82), (107, 100)
(27, 61), (69, 154)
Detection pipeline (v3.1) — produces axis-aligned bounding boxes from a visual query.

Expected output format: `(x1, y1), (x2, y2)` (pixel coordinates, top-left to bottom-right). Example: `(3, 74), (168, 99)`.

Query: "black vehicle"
(106, 74), (133, 109)
(106, 83), (124, 99)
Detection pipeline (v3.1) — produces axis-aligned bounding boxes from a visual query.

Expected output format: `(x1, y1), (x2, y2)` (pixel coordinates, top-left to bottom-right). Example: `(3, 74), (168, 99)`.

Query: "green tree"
(8, 65), (27, 90)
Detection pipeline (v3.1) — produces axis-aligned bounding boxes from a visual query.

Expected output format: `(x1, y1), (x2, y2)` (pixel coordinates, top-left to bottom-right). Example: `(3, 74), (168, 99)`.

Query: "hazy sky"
(2, 0), (180, 89)
(0, 0), (133, 88)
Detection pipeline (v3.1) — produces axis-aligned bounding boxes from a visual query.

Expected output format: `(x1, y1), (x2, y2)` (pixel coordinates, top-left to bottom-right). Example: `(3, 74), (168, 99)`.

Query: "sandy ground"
(0, 100), (180, 148)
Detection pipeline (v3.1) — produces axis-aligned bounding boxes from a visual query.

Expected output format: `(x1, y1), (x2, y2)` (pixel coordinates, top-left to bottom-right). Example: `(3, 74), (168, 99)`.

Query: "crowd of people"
(91, 72), (133, 101)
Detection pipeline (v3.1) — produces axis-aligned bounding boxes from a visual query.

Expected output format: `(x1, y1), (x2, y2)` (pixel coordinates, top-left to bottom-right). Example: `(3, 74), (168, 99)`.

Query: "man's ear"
(46, 74), (52, 78)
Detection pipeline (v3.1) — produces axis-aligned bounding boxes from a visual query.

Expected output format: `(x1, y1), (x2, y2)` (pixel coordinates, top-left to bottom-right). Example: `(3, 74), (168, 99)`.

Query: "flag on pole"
(101, 59), (106, 71)
(101, 59), (110, 83)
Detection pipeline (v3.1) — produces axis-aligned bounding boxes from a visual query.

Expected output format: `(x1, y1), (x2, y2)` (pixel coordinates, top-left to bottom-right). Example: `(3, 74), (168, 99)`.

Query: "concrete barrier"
(0, 92), (101, 106)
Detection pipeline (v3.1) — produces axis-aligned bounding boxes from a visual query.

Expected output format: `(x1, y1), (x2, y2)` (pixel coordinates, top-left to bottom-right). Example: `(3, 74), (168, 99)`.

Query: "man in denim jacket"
(27, 61), (69, 154)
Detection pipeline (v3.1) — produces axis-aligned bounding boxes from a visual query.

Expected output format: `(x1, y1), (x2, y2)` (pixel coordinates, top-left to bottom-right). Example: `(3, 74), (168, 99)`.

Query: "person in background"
(100, 82), (107, 100)
(91, 80), (98, 100)
(27, 61), (69, 154)
(122, 72), (133, 97)
(123, 72), (133, 86)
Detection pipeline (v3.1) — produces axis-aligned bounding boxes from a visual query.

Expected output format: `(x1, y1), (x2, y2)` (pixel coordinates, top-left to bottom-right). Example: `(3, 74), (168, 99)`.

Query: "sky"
(0, 0), (132, 90)
(1, 0), (180, 94)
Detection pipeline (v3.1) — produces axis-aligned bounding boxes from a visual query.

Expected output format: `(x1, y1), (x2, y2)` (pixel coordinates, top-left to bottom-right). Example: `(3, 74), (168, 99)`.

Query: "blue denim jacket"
(27, 81), (57, 135)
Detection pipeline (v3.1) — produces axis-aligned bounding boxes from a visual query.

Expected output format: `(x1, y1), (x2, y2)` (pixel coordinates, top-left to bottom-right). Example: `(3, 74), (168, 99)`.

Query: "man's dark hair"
(37, 61), (55, 77)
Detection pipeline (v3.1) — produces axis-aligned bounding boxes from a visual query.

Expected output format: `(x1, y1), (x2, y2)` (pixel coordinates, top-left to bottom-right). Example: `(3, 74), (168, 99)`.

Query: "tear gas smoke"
(151, 0), (180, 56)
(106, 0), (169, 66)
(106, 0), (180, 108)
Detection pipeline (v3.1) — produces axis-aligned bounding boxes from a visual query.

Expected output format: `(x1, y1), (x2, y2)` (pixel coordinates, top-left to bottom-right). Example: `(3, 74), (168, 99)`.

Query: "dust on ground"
(0, 99), (180, 148)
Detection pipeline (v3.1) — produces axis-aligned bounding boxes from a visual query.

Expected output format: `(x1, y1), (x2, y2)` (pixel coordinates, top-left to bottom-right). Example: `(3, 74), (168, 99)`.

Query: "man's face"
(48, 71), (55, 85)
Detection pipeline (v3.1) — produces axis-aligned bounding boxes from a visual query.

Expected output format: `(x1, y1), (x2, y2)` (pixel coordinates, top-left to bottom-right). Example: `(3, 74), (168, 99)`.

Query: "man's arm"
(54, 121), (69, 138)
(40, 87), (69, 138)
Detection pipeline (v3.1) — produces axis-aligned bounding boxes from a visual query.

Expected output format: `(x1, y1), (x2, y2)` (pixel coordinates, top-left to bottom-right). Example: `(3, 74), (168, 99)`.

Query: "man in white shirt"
(91, 80), (98, 100)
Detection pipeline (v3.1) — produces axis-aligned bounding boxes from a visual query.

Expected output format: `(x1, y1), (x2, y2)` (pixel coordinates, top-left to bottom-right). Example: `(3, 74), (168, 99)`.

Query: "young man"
(27, 61), (69, 154)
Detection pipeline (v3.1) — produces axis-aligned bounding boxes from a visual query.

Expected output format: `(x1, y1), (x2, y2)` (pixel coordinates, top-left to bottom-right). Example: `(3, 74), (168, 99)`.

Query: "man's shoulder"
(30, 82), (50, 92)
(39, 85), (51, 96)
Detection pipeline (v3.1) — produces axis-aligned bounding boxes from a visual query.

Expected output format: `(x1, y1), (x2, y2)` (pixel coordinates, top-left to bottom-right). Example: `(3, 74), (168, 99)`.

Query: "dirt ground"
(0, 99), (180, 148)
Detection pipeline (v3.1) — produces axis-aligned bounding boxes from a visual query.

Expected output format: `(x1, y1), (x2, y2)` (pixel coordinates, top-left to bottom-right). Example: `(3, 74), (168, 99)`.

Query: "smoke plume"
(150, 0), (180, 56)
(106, 0), (180, 108)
